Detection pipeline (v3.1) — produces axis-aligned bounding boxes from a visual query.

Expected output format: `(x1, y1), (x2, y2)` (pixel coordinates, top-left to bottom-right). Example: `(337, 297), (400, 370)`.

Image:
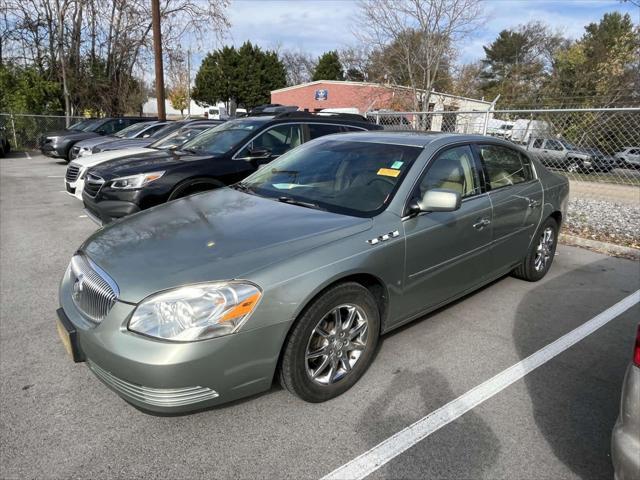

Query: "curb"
(559, 233), (640, 260)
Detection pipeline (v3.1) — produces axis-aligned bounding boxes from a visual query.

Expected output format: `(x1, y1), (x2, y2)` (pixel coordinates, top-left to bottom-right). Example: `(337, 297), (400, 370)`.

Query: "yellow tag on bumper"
(377, 168), (400, 178)
(56, 317), (73, 358)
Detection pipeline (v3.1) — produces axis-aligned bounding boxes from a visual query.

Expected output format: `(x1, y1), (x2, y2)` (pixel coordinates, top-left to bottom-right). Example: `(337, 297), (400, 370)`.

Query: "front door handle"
(528, 199), (541, 208)
(473, 218), (491, 230)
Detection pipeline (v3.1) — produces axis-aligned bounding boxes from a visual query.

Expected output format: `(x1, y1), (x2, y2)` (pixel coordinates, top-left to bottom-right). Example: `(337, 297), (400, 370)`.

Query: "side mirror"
(246, 147), (271, 159)
(142, 133), (150, 138)
(409, 189), (461, 215)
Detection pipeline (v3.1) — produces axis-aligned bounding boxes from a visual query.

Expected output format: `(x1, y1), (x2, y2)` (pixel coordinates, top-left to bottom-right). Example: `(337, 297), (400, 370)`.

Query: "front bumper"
(83, 193), (141, 224)
(40, 143), (65, 158)
(612, 364), (640, 480)
(64, 177), (85, 201)
(58, 277), (288, 413)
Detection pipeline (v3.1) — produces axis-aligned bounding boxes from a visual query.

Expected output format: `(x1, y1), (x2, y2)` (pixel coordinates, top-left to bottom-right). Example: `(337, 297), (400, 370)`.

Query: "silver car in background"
(612, 324), (640, 480)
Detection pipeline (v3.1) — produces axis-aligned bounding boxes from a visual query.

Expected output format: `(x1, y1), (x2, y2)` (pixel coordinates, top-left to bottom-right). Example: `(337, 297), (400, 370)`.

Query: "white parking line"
(47, 175), (64, 178)
(24, 152), (31, 160)
(321, 290), (640, 480)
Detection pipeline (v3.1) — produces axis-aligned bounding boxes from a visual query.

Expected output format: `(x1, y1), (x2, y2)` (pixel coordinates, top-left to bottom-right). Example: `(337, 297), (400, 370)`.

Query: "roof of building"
(271, 80), (491, 105)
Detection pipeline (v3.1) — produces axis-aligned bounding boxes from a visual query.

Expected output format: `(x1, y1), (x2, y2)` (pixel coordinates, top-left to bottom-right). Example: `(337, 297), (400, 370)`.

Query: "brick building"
(270, 80), (491, 116)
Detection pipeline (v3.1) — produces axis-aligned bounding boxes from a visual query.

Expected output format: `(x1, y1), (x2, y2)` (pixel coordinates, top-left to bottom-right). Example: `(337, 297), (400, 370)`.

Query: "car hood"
(90, 150), (207, 179)
(81, 188), (372, 303)
(96, 138), (154, 151)
(71, 147), (156, 169)
(75, 136), (117, 149)
(47, 130), (99, 141)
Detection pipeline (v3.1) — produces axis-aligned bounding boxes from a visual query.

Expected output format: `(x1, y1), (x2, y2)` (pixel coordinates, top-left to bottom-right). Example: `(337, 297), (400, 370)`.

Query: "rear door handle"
(473, 218), (491, 230)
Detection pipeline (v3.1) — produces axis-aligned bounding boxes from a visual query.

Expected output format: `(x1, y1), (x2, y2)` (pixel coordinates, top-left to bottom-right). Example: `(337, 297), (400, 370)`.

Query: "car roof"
(328, 131), (511, 147)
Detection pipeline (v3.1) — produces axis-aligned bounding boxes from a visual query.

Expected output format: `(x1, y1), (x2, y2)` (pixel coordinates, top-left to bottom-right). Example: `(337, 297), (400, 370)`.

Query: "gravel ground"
(566, 197), (640, 248)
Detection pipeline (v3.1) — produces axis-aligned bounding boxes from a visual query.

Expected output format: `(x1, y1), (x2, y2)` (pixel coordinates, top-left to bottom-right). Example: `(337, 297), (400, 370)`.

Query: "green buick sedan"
(57, 131), (569, 412)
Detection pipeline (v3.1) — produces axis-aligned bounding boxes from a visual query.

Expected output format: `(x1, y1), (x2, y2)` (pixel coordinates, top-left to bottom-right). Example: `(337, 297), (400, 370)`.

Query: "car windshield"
(239, 139), (422, 217)
(113, 122), (154, 139)
(149, 127), (210, 150)
(149, 122), (184, 139)
(68, 119), (100, 131)
(179, 118), (268, 155)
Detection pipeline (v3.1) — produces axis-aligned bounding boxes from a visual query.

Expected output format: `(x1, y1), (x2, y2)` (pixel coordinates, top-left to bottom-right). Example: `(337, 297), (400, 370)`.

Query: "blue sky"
(188, 0), (639, 71)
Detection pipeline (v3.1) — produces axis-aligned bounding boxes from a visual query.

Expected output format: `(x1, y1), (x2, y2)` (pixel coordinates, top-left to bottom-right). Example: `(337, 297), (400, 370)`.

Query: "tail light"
(634, 324), (640, 367)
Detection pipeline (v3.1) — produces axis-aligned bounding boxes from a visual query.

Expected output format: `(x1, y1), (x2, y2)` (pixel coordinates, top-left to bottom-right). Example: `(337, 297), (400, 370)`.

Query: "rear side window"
(532, 138), (543, 148)
(479, 145), (533, 189)
(308, 124), (344, 139)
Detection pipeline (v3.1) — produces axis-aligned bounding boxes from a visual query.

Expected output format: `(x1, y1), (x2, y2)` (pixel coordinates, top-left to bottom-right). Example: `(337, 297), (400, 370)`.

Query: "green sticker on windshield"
(391, 161), (404, 169)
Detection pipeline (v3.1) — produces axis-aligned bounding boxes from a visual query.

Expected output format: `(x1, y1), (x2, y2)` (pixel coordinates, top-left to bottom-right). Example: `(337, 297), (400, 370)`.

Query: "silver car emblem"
(73, 273), (85, 299)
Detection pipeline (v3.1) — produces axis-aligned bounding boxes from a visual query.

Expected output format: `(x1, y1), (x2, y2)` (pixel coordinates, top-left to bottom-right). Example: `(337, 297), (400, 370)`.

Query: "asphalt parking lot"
(1, 151), (639, 479)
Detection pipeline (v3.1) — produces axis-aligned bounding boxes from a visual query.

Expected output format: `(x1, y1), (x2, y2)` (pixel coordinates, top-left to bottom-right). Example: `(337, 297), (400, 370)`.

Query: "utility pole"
(151, 0), (166, 120)
(187, 49), (191, 117)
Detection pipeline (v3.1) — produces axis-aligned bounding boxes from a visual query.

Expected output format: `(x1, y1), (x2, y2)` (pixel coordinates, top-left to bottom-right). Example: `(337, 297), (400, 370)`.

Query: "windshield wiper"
(230, 182), (255, 194)
(181, 147), (198, 154)
(277, 196), (323, 211)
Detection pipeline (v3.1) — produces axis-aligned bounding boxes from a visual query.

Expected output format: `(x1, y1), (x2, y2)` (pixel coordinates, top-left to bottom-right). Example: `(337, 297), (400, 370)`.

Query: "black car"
(82, 112), (381, 224)
(39, 117), (154, 161)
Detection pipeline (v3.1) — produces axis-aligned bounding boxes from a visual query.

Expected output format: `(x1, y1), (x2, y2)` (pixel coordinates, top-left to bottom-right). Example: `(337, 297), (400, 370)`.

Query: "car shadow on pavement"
(355, 367), (501, 478)
(513, 257), (637, 479)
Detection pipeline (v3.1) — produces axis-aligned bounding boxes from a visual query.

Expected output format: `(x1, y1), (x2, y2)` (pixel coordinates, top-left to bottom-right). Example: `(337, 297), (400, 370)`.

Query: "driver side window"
(416, 145), (480, 199)
(237, 124), (303, 158)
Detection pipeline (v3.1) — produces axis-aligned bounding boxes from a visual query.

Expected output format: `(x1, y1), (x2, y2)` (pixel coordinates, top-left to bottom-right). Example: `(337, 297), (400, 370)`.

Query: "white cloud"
(189, 0), (638, 66)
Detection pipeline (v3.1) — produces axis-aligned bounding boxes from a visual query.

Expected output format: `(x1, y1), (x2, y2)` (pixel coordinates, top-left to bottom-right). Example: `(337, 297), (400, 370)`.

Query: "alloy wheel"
(534, 226), (555, 272)
(305, 304), (369, 386)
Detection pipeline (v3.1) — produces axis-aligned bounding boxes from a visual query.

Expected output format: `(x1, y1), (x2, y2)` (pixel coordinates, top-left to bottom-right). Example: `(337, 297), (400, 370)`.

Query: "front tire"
(279, 282), (380, 402)
(512, 217), (558, 282)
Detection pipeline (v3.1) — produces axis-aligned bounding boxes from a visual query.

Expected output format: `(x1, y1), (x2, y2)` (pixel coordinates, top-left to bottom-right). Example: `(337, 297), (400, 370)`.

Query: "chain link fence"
(0, 113), (87, 151)
(367, 108), (640, 248)
(1, 109), (637, 248)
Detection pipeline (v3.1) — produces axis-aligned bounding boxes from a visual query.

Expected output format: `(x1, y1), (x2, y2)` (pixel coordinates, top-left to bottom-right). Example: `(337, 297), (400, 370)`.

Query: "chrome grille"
(66, 163), (81, 182)
(69, 255), (119, 323)
(84, 173), (104, 197)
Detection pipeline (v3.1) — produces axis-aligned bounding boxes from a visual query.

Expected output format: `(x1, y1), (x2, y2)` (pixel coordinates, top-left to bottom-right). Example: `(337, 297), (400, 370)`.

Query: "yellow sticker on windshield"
(377, 168), (400, 178)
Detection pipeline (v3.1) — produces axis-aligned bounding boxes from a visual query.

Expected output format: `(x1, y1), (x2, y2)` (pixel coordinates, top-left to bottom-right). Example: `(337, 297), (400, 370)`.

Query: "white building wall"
(142, 98), (207, 118)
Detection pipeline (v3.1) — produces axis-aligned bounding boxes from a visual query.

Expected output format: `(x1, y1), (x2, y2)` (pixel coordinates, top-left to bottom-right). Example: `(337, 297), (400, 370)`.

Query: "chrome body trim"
(88, 361), (220, 407)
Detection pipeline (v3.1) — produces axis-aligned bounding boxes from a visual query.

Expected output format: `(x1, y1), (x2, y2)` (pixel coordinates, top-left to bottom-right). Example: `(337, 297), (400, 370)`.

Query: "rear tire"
(512, 217), (559, 282)
(278, 282), (380, 402)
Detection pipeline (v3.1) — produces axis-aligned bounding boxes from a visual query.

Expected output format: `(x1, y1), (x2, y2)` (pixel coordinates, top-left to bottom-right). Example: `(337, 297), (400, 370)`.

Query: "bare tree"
(355, 0), (484, 111)
(279, 49), (316, 86)
(167, 48), (189, 115)
(339, 45), (370, 81)
(4, 0), (230, 119)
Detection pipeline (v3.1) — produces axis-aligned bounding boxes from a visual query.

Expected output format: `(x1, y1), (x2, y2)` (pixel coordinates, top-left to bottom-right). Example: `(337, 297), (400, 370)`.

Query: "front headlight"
(128, 282), (262, 341)
(78, 147), (92, 157)
(110, 171), (165, 189)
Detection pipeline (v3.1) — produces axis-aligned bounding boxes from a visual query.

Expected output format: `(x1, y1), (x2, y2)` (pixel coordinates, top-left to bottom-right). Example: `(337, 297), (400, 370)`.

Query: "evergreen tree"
(193, 42), (286, 109)
(312, 51), (344, 81)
